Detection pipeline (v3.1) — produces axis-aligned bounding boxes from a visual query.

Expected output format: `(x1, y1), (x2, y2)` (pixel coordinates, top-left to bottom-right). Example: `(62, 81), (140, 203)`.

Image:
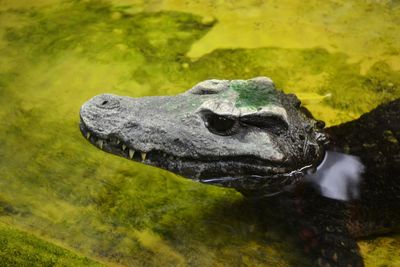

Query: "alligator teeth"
(141, 152), (147, 161)
(129, 149), (135, 159)
(86, 132), (91, 139)
(122, 144), (127, 151)
(98, 139), (104, 149)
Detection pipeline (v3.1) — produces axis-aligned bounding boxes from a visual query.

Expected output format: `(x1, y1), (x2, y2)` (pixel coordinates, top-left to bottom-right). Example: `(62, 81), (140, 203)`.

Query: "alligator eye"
(204, 113), (239, 136)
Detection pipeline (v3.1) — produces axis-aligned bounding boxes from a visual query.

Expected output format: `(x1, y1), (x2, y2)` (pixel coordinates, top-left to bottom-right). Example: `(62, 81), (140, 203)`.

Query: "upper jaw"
(80, 119), (286, 170)
(79, 121), (171, 163)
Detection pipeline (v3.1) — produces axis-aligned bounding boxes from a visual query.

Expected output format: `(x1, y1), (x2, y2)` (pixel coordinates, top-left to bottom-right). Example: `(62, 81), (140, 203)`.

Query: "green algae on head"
(229, 78), (279, 108)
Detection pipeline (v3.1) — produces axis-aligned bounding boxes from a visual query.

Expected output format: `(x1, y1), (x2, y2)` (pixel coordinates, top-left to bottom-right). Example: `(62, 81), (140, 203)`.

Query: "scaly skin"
(79, 77), (399, 267)
(327, 99), (400, 238)
(279, 99), (400, 267)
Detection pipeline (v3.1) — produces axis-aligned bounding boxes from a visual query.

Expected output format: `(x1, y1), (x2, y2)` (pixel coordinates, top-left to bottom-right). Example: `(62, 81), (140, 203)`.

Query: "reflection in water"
(305, 151), (365, 201)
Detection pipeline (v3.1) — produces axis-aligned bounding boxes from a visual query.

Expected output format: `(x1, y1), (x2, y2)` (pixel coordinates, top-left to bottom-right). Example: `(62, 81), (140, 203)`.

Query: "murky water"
(0, 0), (399, 266)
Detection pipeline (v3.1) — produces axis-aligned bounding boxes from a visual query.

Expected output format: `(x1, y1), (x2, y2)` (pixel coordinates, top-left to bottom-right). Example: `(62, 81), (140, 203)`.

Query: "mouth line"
(80, 122), (158, 163)
(201, 164), (312, 183)
(200, 164), (311, 188)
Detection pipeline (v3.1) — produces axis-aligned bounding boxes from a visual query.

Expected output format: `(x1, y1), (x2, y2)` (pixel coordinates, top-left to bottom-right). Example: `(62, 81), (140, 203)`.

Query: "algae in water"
(0, 0), (399, 266)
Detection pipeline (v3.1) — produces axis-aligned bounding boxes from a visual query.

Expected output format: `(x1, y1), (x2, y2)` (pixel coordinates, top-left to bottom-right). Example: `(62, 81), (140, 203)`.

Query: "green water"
(0, 0), (399, 266)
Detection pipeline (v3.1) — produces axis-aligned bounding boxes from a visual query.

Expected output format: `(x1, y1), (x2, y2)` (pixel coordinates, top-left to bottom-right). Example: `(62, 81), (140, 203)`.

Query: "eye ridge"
(240, 115), (288, 130)
(202, 113), (288, 136)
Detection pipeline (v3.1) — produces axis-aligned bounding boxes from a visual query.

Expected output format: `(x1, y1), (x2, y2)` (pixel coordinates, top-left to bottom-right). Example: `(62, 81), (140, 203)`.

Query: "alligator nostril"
(94, 94), (120, 109)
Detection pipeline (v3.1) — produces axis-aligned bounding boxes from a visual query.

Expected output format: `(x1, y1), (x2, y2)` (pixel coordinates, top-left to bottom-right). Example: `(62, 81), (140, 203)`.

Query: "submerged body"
(80, 77), (400, 267)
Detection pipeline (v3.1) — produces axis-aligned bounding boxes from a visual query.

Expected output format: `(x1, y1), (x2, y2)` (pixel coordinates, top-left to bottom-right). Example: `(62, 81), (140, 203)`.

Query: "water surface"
(0, 0), (399, 266)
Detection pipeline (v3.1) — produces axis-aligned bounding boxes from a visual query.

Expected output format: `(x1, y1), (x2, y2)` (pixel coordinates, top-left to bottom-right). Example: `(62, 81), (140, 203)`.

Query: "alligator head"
(79, 77), (327, 197)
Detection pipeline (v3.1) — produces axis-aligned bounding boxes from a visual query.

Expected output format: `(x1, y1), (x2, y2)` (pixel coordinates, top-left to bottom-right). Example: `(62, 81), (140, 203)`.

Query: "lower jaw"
(198, 167), (308, 198)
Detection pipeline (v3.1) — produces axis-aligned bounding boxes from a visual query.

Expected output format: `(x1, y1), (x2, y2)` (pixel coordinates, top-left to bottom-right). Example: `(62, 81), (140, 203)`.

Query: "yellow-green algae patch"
(0, 221), (104, 266)
(0, 1), (399, 267)
(155, 0), (400, 73)
(359, 235), (400, 267)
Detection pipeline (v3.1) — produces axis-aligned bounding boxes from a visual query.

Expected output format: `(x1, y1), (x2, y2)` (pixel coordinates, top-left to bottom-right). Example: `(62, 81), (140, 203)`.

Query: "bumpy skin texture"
(80, 77), (399, 267)
(326, 99), (400, 237)
(281, 99), (400, 267)
(80, 77), (326, 196)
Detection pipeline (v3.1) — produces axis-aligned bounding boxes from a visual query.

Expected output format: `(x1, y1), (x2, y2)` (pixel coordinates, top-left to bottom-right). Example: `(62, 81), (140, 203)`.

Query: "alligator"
(79, 77), (400, 267)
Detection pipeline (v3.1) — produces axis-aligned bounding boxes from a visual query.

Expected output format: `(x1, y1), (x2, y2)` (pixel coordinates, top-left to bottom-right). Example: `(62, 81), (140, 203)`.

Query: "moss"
(0, 222), (103, 267)
(229, 79), (279, 108)
(359, 236), (400, 267)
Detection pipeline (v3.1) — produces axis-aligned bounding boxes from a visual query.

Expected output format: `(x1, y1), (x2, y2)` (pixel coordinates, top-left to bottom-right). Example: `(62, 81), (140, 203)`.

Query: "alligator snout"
(79, 94), (124, 139)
